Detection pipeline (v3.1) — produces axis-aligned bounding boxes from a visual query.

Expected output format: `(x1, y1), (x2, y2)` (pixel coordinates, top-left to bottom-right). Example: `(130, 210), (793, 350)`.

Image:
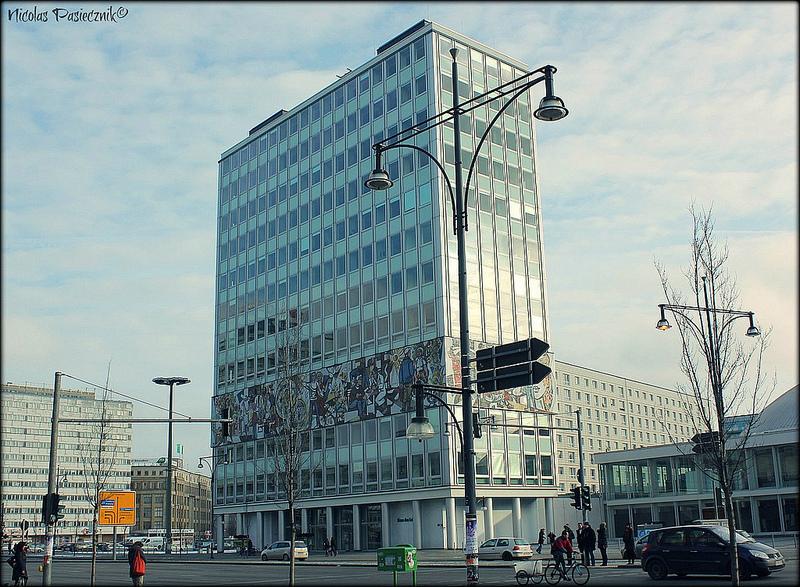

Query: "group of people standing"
(535, 521), (611, 574)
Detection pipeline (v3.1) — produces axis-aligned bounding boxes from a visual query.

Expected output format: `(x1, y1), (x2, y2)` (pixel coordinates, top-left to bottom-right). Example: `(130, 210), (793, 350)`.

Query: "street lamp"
(656, 277), (761, 580)
(152, 376), (190, 555)
(198, 455), (227, 559)
(367, 48), (567, 585)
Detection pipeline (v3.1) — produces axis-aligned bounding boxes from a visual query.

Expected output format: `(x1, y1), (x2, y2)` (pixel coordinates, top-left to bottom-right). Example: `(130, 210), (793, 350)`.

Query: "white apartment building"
(551, 361), (699, 493)
(1, 382), (133, 543)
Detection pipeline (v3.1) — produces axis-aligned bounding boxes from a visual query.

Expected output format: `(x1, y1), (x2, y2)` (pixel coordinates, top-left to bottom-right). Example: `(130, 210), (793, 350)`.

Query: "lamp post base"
(465, 513), (479, 585)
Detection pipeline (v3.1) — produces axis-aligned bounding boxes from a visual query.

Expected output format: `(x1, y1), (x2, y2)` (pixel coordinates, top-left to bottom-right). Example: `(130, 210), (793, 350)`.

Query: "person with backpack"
(128, 541), (146, 586)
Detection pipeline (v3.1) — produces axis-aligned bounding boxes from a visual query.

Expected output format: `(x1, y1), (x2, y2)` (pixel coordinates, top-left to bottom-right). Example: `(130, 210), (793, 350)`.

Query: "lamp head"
(534, 95), (569, 121)
(406, 416), (436, 441)
(656, 318), (672, 331)
(153, 376), (191, 386)
(365, 168), (393, 191)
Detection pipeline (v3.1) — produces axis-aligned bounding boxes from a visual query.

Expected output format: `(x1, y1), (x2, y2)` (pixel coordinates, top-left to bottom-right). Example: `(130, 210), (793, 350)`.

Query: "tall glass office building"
(212, 21), (559, 551)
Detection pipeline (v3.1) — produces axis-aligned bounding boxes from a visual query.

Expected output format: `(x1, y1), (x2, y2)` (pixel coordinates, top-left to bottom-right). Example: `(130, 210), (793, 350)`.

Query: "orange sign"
(98, 491), (136, 526)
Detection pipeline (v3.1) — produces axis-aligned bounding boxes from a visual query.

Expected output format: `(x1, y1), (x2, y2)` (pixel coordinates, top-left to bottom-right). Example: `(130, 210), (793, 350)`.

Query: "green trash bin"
(377, 545), (418, 585)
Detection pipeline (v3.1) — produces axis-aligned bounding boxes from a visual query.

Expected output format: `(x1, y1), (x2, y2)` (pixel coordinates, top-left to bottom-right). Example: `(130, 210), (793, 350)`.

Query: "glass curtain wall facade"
(211, 21), (558, 550)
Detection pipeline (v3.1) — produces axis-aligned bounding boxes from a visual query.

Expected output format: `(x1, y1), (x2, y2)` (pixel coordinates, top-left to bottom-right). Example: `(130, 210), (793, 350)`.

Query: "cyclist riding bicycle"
(551, 531), (573, 578)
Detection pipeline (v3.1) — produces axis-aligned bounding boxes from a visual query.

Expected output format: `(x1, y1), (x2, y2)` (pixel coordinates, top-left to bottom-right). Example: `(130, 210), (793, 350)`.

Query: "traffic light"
(220, 408), (230, 438)
(570, 486), (582, 510)
(581, 486), (591, 511)
(42, 493), (65, 524)
(472, 412), (482, 438)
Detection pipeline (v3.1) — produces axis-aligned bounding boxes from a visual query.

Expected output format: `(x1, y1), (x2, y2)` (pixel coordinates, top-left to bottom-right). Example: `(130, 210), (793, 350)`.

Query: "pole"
(165, 382), (174, 555)
(43, 371), (62, 586)
(449, 46), (478, 586)
(113, 526), (117, 560)
(575, 409), (587, 523)
(210, 459), (215, 559)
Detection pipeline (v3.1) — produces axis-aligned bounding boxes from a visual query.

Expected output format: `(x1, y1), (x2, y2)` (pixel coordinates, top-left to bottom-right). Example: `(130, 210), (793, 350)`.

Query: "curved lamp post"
(153, 376), (190, 555)
(367, 49), (567, 586)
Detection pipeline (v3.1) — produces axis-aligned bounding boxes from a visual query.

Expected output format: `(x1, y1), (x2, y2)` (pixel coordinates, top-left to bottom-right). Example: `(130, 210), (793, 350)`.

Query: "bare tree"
(268, 307), (317, 586)
(655, 206), (774, 586)
(78, 363), (123, 587)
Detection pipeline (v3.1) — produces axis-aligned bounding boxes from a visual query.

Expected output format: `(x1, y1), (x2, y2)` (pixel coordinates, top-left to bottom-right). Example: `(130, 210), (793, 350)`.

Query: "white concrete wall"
(492, 498), (514, 537)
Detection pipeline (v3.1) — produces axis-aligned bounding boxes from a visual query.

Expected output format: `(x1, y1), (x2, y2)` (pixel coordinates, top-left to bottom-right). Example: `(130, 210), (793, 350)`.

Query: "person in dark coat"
(329, 536), (337, 557)
(12, 541), (28, 587)
(536, 529), (546, 554)
(622, 523), (636, 565)
(322, 537), (330, 556)
(577, 522), (587, 564)
(582, 522), (596, 566)
(597, 523), (608, 566)
(128, 541), (146, 586)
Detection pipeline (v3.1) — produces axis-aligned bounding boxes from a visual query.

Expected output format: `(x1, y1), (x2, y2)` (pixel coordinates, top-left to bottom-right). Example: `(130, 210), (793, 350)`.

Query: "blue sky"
(2, 2), (797, 469)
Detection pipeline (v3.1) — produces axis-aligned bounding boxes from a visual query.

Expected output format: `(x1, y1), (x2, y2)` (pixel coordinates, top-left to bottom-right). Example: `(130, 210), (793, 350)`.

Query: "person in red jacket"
(128, 541), (146, 586)
(551, 530), (573, 577)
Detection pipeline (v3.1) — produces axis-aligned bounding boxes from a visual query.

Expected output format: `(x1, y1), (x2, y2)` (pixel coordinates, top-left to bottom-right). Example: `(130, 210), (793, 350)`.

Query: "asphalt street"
(2, 559), (797, 587)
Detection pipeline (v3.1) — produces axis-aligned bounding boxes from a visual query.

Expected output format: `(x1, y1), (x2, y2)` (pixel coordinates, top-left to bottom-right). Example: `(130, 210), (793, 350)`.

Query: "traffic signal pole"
(575, 408), (587, 523)
(43, 371), (62, 587)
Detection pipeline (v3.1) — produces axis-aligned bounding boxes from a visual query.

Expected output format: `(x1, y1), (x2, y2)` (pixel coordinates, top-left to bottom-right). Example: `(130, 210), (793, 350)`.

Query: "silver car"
(479, 537), (533, 561)
(260, 540), (308, 561)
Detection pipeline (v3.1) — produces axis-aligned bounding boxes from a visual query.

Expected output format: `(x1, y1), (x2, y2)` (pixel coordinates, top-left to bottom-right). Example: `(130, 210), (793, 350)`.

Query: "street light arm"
(463, 76), (547, 226)
(375, 143), (457, 233)
(661, 305), (708, 341)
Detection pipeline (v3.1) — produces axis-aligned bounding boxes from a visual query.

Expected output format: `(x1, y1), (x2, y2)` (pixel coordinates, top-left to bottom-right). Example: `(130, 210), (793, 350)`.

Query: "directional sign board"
(476, 338), (552, 393)
(98, 490), (136, 526)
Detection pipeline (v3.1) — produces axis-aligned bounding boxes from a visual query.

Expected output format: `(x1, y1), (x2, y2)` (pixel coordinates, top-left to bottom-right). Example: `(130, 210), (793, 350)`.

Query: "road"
(2, 559), (797, 586)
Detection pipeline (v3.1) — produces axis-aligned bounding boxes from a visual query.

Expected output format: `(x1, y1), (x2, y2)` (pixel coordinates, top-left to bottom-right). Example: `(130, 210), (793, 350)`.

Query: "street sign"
(476, 338), (552, 393)
(691, 430), (720, 454)
(97, 491), (136, 526)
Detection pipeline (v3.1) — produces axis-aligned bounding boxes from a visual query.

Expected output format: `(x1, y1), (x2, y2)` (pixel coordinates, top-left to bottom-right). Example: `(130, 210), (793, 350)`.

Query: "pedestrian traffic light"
(570, 486), (582, 510)
(581, 486), (591, 511)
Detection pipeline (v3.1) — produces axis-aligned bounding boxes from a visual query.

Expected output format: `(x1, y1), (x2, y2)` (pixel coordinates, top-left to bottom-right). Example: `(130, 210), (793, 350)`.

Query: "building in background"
(551, 360), (700, 493)
(130, 457), (211, 547)
(1, 382), (132, 544)
(212, 20), (561, 551)
(594, 386), (798, 538)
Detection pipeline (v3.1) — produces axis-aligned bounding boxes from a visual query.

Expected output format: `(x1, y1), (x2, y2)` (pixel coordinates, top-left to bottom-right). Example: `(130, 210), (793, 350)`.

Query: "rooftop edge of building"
(221, 19), (529, 160)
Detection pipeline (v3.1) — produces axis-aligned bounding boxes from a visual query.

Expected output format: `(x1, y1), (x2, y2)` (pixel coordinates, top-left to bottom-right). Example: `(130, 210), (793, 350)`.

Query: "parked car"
(478, 537), (532, 561)
(260, 540), (308, 561)
(641, 524), (785, 580)
(96, 542), (110, 552)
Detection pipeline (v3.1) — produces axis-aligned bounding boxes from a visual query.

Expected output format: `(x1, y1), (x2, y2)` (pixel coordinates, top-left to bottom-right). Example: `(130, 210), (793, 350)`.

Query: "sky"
(2, 2), (797, 471)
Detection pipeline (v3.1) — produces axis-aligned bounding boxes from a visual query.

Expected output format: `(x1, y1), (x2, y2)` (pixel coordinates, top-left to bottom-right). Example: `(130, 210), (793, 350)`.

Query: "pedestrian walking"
(128, 541), (146, 587)
(330, 536), (337, 557)
(622, 523), (636, 565)
(536, 529), (545, 554)
(597, 523), (608, 566)
(583, 522), (596, 566)
(11, 541), (28, 587)
(322, 537), (330, 556)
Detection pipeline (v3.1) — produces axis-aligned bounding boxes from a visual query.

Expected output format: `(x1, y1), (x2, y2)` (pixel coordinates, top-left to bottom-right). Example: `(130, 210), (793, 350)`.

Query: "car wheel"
(647, 559), (668, 581)
(261, 554), (268, 561)
(283, 553), (290, 561)
(503, 551), (513, 561)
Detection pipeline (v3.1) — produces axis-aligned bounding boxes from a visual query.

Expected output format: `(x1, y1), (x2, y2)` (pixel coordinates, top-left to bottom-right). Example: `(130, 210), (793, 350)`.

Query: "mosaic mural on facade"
(213, 336), (554, 445)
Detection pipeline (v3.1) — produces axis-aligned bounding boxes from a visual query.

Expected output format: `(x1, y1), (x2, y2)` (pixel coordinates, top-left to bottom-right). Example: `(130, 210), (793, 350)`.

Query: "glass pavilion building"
(211, 21), (560, 551)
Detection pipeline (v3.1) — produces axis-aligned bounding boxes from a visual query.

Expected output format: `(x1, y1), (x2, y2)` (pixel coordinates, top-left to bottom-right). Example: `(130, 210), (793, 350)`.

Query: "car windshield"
(294, 541), (306, 547)
(514, 539), (529, 545)
(709, 527), (754, 543)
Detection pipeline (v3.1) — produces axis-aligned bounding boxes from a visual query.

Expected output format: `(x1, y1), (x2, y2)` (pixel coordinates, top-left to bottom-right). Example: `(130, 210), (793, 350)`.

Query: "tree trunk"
(725, 484), (740, 586)
(289, 504), (296, 587)
(90, 507), (98, 587)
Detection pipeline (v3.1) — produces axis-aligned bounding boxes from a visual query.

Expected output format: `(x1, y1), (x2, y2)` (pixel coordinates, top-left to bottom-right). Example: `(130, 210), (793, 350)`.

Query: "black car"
(641, 525), (785, 580)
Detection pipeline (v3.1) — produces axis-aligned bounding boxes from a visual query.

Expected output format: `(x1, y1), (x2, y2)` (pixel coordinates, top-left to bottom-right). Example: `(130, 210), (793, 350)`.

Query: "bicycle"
(544, 558), (590, 585)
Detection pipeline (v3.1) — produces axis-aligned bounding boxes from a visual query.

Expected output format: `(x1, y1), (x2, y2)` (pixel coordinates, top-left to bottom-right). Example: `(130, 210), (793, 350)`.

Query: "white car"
(260, 540), (308, 561)
(479, 537), (532, 561)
